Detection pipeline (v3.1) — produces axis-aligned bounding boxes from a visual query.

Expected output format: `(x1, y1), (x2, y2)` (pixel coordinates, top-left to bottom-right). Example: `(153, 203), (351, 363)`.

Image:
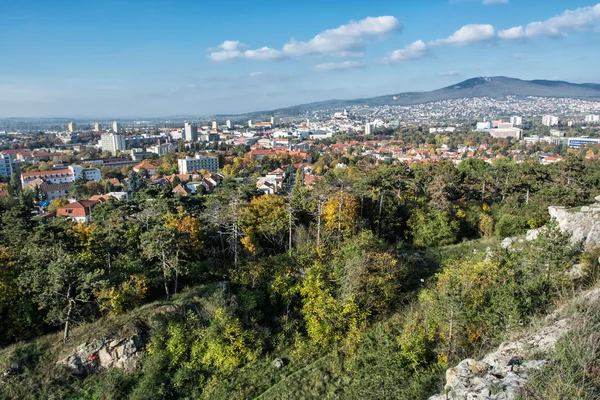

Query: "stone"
(501, 237), (514, 249)
(273, 358), (285, 368)
(566, 264), (585, 280)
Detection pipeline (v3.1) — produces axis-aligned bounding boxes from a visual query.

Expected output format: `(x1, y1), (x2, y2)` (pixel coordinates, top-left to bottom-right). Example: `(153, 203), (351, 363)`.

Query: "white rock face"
(58, 336), (144, 375)
(549, 201), (600, 248)
(428, 319), (569, 400)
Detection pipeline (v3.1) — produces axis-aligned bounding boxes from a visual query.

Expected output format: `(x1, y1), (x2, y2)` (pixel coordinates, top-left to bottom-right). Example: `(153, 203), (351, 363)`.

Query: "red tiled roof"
(21, 169), (71, 177)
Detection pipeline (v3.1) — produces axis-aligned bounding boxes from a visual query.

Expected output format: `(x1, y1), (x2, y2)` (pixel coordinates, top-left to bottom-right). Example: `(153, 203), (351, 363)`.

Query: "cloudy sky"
(1, 0), (599, 117)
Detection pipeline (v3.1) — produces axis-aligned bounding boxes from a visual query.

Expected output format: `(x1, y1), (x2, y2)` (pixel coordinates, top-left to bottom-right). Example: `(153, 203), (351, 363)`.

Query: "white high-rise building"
(93, 122), (101, 132)
(248, 120), (253, 128)
(112, 121), (121, 133)
(365, 123), (373, 135)
(68, 122), (76, 132)
(212, 121), (218, 130)
(100, 134), (126, 155)
(542, 115), (559, 127)
(226, 120), (232, 129)
(270, 116), (275, 125)
(184, 122), (198, 142)
(510, 116), (523, 126)
(177, 155), (219, 173)
(0, 154), (17, 177)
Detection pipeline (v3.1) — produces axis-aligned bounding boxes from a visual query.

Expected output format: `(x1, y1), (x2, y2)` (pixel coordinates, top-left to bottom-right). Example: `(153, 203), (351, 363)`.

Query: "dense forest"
(1, 155), (600, 399)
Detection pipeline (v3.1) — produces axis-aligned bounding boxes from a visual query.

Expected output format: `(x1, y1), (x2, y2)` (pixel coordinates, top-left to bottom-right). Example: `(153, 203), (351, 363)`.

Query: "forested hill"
(241, 76), (600, 118)
(3, 156), (600, 398)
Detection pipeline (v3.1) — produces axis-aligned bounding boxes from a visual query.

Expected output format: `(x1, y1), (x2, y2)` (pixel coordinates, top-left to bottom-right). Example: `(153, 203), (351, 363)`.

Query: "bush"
(494, 214), (529, 238)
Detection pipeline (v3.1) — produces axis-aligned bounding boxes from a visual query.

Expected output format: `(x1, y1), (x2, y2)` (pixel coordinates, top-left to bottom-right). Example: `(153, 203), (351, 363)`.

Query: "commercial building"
(112, 121), (122, 133)
(93, 122), (101, 132)
(184, 122), (198, 142)
(226, 120), (232, 129)
(212, 121), (218, 130)
(476, 122), (492, 130)
(365, 123), (373, 135)
(568, 137), (600, 148)
(177, 155), (219, 174)
(68, 122), (77, 132)
(489, 123), (523, 139)
(100, 134), (126, 155)
(542, 115), (560, 127)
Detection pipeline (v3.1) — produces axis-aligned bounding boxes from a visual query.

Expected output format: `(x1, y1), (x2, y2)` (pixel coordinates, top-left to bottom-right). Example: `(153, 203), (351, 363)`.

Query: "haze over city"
(2, 0), (600, 117)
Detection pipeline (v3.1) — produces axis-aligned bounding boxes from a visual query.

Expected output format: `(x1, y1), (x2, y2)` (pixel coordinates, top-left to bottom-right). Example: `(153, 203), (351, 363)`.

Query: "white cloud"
(314, 61), (365, 72)
(439, 71), (459, 76)
(498, 26), (525, 40)
(244, 47), (283, 61)
(430, 24), (495, 46)
(282, 16), (401, 56)
(208, 16), (401, 62)
(209, 41), (282, 61)
(384, 40), (428, 62)
(499, 3), (600, 40)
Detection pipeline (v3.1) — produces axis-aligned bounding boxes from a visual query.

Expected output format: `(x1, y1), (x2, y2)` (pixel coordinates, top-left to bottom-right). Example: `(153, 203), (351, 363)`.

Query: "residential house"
(55, 200), (100, 223)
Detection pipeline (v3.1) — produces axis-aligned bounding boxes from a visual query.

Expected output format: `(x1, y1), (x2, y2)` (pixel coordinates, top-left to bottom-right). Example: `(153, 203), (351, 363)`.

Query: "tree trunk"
(378, 191), (384, 237)
(316, 201), (322, 248)
(173, 271), (179, 294)
(337, 189), (344, 243)
(288, 195), (293, 254)
(481, 179), (486, 202)
(161, 250), (171, 299)
(448, 306), (454, 363)
(526, 187), (530, 205)
(107, 251), (111, 274)
(63, 285), (73, 341)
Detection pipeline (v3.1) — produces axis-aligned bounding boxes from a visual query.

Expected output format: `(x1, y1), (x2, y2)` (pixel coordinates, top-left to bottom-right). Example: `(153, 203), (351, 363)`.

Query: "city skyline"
(1, 0), (600, 117)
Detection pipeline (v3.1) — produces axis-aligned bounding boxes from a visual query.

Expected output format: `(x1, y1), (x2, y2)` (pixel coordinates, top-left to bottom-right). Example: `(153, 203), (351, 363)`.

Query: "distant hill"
(240, 76), (600, 119)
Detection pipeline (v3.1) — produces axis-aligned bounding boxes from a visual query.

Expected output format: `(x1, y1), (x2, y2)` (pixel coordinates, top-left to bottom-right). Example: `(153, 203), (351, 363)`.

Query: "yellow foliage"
(322, 191), (358, 239)
(167, 208), (203, 253)
(96, 274), (149, 315)
(70, 223), (96, 247)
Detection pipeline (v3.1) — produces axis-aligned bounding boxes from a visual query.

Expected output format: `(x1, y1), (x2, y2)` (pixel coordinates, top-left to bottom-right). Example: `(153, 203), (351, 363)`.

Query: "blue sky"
(1, 0), (599, 117)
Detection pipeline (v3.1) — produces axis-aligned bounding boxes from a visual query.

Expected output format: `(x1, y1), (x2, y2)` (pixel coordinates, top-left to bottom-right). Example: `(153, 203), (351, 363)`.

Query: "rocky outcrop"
(549, 198), (600, 248)
(429, 288), (600, 400)
(58, 335), (144, 375)
(429, 318), (569, 400)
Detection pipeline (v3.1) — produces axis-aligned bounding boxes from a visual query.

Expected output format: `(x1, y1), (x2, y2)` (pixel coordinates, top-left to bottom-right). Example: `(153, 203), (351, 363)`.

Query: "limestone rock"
(549, 203), (600, 248)
(58, 335), (144, 375)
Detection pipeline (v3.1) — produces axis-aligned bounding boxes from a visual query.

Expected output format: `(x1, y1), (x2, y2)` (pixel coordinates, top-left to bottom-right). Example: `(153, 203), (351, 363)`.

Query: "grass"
(518, 302), (600, 400)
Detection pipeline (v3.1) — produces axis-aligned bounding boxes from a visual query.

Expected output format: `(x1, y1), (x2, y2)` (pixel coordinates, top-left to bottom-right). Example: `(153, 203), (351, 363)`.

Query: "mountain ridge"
(232, 76), (600, 119)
